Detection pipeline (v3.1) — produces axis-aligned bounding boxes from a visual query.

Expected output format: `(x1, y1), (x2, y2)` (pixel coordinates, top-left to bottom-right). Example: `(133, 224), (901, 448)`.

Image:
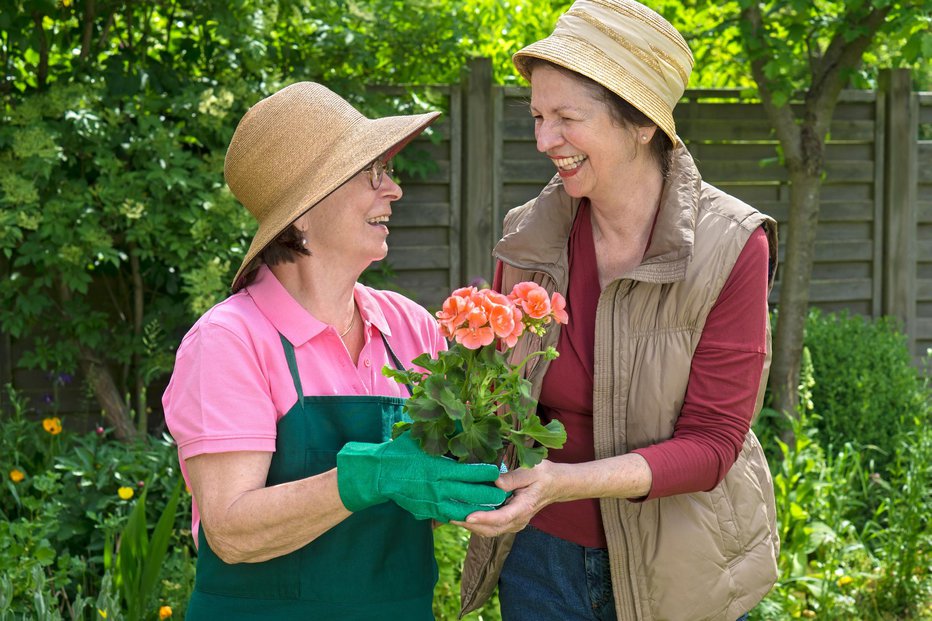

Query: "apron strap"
(280, 331), (414, 399)
(279, 334), (305, 410)
(379, 332), (414, 397)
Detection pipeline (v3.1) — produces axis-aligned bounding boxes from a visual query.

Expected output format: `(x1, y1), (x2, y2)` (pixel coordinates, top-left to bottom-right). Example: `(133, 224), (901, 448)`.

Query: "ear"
(293, 212), (311, 233)
(638, 125), (659, 144)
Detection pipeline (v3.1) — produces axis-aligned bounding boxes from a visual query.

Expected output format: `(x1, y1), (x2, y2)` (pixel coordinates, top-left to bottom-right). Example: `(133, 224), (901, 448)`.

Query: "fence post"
(461, 57), (495, 286)
(880, 68), (918, 351)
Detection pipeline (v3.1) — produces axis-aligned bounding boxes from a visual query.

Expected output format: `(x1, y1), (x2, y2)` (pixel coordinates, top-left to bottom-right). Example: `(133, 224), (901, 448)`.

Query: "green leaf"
(410, 418), (455, 455)
(140, 478), (183, 605)
(382, 365), (423, 386)
(512, 442), (548, 469)
(425, 375), (467, 420)
(405, 396), (446, 422)
(510, 414), (567, 449)
(448, 416), (504, 463)
(392, 420), (412, 439)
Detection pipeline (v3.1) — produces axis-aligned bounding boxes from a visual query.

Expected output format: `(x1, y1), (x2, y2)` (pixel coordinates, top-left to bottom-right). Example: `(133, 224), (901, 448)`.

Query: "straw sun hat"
(513, 0), (694, 146)
(225, 82), (440, 291)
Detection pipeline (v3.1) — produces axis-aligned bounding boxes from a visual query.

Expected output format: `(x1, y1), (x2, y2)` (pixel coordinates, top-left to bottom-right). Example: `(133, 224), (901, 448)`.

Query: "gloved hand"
(336, 432), (507, 522)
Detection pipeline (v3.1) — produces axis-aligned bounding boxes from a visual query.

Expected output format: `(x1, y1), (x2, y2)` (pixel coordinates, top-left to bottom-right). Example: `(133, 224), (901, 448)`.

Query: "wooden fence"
(2, 64), (929, 415)
(387, 62), (931, 361)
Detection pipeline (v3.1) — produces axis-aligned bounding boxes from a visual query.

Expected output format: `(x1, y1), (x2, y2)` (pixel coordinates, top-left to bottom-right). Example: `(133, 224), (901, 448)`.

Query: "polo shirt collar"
(246, 265), (392, 346)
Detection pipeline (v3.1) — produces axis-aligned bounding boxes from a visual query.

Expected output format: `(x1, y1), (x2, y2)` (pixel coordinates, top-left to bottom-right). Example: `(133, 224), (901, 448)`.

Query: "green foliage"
(387, 344), (564, 468)
(105, 479), (184, 621)
(675, 0), (931, 93)
(3, 0), (928, 434)
(0, 386), (194, 619)
(754, 344), (932, 619)
(433, 525), (502, 621)
(803, 309), (929, 475)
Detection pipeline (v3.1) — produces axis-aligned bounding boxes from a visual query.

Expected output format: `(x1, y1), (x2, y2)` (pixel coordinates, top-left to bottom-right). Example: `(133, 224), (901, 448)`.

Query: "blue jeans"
(499, 525), (752, 621)
(499, 525), (616, 621)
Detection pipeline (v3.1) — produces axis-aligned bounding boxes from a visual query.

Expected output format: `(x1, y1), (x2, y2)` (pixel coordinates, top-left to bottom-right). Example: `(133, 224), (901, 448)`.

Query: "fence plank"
(461, 58), (495, 285)
(881, 70), (918, 351)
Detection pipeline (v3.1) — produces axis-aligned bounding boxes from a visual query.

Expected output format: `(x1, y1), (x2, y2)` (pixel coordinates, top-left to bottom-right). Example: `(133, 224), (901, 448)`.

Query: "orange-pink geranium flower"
(387, 280), (570, 468)
(454, 324), (495, 349)
(435, 293), (474, 337)
(500, 307), (526, 348)
(550, 292), (568, 324)
(488, 304), (516, 339)
(437, 281), (566, 350)
(510, 282), (552, 319)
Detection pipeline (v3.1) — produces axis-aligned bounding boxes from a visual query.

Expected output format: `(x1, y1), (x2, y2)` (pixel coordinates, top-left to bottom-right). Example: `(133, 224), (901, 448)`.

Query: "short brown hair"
(235, 224), (311, 291)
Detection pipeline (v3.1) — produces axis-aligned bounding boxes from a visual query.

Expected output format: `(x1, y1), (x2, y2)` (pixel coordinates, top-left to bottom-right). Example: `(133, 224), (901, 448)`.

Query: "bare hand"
(452, 460), (560, 537)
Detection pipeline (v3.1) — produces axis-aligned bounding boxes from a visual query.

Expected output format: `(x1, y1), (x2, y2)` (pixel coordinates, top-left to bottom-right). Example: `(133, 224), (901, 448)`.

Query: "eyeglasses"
(362, 158), (394, 190)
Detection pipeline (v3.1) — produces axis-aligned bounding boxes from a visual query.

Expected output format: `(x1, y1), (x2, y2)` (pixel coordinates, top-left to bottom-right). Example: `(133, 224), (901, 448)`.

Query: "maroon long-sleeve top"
(496, 199), (769, 548)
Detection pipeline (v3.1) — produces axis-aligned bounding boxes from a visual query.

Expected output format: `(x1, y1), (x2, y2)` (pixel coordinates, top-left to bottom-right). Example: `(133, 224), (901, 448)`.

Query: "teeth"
(553, 155), (587, 170)
(367, 216), (389, 224)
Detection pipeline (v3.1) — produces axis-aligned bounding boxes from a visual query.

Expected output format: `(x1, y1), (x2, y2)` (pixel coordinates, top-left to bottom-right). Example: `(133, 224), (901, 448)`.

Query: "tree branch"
(80, 0), (97, 61)
(807, 4), (892, 137)
(31, 11), (49, 89)
(96, 10), (116, 52)
(130, 246), (146, 433)
(740, 2), (801, 163)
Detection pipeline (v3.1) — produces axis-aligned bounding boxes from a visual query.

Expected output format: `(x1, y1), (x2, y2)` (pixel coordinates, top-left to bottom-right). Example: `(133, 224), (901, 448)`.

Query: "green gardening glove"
(336, 432), (507, 522)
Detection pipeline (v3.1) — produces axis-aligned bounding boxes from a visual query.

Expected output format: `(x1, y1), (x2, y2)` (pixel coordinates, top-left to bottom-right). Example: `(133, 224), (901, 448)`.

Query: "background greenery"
(3, 310), (930, 619)
(1, 0), (930, 619)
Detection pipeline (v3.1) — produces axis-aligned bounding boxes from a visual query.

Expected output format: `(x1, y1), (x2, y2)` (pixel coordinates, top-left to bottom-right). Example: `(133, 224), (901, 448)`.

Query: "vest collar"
(494, 144), (702, 285)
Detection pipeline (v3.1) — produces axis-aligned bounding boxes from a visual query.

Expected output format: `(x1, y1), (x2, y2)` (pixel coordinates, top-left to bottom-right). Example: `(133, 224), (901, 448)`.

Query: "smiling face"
(297, 161), (402, 270)
(530, 64), (647, 205)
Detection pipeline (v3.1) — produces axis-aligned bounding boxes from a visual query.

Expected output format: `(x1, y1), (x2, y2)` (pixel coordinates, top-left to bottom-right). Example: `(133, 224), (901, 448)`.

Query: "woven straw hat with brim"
(513, 0), (694, 147)
(225, 81), (440, 292)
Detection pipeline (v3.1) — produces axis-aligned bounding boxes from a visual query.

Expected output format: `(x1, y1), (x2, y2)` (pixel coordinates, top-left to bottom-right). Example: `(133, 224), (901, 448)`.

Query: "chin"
(561, 181), (587, 199)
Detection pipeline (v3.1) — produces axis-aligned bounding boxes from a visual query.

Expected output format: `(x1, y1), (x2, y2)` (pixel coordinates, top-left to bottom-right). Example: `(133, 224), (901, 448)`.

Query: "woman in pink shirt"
(163, 82), (505, 620)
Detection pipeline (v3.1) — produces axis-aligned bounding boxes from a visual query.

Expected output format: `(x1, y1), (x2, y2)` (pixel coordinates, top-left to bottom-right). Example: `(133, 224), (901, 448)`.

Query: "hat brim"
(514, 35), (680, 147)
(230, 110), (440, 291)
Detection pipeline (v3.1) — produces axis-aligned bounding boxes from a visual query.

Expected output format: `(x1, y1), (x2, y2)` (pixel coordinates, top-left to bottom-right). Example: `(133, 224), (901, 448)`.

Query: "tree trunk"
(58, 281), (137, 441)
(130, 248), (146, 434)
(768, 167), (823, 417)
(31, 12), (48, 89)
(80, 347), (138, 442)
(80, 0), (97, 61)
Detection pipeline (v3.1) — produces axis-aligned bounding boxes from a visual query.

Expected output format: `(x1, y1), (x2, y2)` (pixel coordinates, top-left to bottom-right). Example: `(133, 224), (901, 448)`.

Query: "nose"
(535, 119), (563, 154)
(381, 172), (402, 201)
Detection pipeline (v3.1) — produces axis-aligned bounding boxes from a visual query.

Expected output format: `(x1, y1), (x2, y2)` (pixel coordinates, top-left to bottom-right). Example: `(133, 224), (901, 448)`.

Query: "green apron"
(186, 334), (436, 620)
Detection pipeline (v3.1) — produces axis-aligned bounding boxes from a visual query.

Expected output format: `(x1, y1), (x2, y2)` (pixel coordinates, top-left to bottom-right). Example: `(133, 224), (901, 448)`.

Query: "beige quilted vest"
(460, 146), (780, 621)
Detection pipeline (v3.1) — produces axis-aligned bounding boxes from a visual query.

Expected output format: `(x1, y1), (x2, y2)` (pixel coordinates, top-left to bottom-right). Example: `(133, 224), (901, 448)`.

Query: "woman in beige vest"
(456, 1), (781, 620)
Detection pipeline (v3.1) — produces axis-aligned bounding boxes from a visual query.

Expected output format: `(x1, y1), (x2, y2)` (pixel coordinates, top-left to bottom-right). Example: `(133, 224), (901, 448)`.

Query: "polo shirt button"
(364, 359), (371, 367)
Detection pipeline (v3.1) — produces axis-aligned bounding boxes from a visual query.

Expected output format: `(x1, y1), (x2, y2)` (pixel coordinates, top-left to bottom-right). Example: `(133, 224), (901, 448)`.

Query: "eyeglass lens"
(368, 159), (394, 190)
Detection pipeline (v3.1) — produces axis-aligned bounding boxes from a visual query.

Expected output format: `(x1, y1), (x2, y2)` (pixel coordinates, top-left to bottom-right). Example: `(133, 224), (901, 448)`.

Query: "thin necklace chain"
(339, 304), (356, 338)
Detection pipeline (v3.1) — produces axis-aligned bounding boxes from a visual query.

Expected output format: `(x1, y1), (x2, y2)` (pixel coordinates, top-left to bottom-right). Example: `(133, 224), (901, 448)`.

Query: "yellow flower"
(159, 606), (172, 619)
(42, 417), (62, 435)
(118, 486), (134, 500)
(97, 610), (107, 619)
(9, 469), (25, 483)
(836, 575), (854, 587)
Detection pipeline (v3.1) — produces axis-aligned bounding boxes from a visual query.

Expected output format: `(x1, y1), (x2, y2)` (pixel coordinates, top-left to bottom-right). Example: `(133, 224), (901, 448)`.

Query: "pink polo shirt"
(162, 265), (445, 540)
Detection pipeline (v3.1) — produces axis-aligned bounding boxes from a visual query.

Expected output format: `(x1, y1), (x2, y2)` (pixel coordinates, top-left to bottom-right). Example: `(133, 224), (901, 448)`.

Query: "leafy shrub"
(755, 347), (932, 619)
(803, 309), (929, 474)
(433, 525), (501, 621)
(0, 387), (193, 619)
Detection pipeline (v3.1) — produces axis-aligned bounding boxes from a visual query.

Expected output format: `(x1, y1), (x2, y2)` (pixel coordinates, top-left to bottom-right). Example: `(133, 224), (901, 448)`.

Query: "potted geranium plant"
(384, 282), (568, 468)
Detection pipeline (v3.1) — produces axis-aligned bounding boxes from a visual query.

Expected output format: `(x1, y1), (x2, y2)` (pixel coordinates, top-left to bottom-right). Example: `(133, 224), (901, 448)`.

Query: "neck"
(269, 257), (360, 329)
(588, 157), (664, 246)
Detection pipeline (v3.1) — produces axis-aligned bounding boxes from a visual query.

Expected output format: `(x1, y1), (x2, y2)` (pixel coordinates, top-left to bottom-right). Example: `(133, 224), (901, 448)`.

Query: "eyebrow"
(529, 103), (584, 115)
